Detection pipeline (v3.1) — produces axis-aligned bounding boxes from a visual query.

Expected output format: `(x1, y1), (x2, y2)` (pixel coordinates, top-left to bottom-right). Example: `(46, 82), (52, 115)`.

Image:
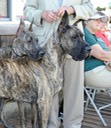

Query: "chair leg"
(99, 90), (111, 111)
(107, 90), (111, 97)
(84, 88), (107, 126)
(84, 89), (96, 111)
(84, 92), (90, 111)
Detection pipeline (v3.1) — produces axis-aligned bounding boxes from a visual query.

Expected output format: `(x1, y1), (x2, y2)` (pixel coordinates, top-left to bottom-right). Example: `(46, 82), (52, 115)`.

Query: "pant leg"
(47, 93), (60, 128)
(85, 65), (111, 88)
(63, 59), (84, 128)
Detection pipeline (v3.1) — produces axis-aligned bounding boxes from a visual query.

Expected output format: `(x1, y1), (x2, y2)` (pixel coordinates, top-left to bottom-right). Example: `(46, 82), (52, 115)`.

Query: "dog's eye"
(27, 40), (32, 44)
(71, 36), (77, 40)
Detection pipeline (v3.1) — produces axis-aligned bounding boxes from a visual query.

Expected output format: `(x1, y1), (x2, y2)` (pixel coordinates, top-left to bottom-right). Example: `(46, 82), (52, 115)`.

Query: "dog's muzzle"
(82, 45), (91, 53)
(27, 48), (45, 61)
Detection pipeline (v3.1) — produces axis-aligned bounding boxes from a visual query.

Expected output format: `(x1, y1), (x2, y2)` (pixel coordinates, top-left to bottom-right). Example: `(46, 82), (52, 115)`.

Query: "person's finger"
(50, 13), (59, 21)
(61, 11), (65, 16)
(59, 11), (65, 17)
(57, 9), (65, 17)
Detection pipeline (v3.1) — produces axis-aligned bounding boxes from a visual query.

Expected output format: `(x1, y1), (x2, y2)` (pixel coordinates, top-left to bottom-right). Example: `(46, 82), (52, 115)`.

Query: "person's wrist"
(41, 10), (46, 24)
(41, 11), (45, 19)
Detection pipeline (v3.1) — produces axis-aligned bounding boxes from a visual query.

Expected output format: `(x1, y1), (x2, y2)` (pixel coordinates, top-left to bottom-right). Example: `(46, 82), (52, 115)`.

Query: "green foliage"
(96, 7), (106, 11)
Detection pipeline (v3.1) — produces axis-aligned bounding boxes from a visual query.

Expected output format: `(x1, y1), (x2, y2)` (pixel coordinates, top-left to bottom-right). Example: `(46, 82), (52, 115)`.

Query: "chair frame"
(84, 87), (111, 126)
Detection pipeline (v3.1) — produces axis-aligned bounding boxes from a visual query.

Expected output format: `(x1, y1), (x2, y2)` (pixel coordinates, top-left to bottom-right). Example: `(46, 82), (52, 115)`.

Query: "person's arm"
(24, 0), (43, 26)
(108, 45), (111, 51)
(24, 0), (59, 25)
(90, 44), (111, 62)
(72, 0), (96, 20)
(57, 0), (96, 23)
(84, 28), (111, 62)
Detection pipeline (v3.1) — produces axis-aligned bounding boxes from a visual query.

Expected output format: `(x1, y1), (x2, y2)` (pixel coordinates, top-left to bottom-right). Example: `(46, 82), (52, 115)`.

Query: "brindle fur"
(0, 12), (91, 128)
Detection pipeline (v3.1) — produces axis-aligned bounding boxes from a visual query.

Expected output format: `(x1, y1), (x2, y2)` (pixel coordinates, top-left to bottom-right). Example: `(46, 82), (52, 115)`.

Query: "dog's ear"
(15, 18), (26, 38)
(73, 19), (85, 26)
(58, 10), (69, 34)
(28, 18), (34, 32)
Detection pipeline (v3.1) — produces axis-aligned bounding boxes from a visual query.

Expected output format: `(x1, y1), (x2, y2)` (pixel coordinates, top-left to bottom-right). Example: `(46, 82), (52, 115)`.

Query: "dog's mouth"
(27, 50), (45, 61)
(68, 45), (91, 61)
(82, 45), (91, 54)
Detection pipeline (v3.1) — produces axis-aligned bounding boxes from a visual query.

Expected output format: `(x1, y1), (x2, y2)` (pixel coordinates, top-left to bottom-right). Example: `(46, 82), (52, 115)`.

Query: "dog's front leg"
(17, 101), (26, 128)
(31, 102), (37, 128)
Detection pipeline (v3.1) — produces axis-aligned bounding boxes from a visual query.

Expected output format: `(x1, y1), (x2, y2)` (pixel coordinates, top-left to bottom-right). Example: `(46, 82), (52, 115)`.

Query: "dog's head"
(12, 19), (45, 61)
(57, 11), (91, 61)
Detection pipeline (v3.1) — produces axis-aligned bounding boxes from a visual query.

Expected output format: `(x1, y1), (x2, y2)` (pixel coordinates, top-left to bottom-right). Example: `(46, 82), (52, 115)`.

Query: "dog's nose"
(83, 45), (91, 53)
(38, 50), (45, 58)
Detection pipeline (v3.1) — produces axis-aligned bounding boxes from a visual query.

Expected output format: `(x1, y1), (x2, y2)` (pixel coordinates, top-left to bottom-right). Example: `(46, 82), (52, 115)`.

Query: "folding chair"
(84, 86), (111, 126)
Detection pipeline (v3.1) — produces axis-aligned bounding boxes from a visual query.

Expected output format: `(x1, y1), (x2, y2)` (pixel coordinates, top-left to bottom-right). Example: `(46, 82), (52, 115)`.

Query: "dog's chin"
(72, 56), (82, 61)
(71, 55), (81, 61)
(69, 52), (81, 61)
(28, 53), (44, 61)
(27, 55), (41, 61)
(72, 53), (89, 61)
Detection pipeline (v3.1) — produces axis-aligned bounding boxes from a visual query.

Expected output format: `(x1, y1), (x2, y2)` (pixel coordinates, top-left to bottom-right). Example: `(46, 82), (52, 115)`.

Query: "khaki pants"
(85, 65), (111, 88)
(48, 59), (84, 128)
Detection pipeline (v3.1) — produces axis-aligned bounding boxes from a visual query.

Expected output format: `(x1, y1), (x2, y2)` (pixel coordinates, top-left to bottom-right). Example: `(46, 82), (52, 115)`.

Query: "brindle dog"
(57, 12), (91, 61)
(0, 18), (45, 61)
(0, 11), (91, 128)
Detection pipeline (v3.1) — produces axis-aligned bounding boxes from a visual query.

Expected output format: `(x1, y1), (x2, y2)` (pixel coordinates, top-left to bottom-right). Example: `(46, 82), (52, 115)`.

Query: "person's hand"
(57, 6), (75, 17)
(41, 10), (59, 23)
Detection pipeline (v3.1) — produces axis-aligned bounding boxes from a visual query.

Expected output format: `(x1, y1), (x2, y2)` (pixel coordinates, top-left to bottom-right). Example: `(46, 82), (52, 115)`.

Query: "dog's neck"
(0, 46), (28, 63)
(0, 46), (12, 59)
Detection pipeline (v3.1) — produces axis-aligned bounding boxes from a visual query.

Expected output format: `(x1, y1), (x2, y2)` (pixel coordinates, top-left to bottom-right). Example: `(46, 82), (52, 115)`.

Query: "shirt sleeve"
(84, 28), (98, 46)
(24, 0), (43, 26)
(71, 0), (96, 21)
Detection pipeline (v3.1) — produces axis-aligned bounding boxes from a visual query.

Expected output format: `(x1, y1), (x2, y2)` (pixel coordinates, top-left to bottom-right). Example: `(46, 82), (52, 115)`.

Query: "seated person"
(94, 11), (111, 50)
(83, 11), (111, 88)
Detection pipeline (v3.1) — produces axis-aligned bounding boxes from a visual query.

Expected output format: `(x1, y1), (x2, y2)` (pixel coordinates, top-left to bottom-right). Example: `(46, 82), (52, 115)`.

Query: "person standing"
(24, 1), (96, 128)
